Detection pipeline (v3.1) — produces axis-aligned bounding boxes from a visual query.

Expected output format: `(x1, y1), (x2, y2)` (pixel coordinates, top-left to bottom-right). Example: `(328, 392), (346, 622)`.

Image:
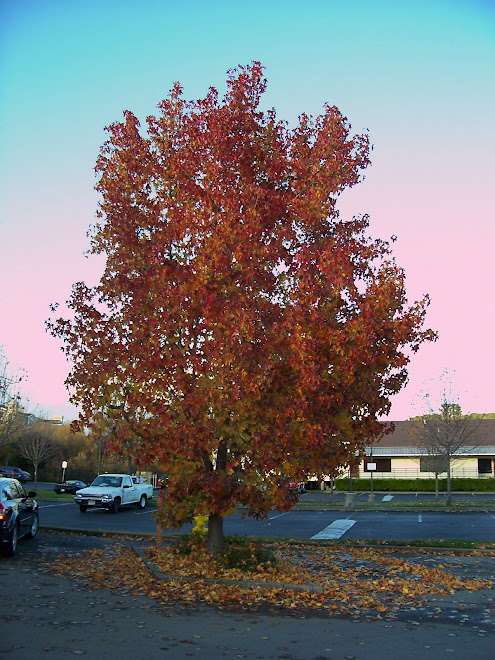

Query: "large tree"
(48, 63), (435, 552)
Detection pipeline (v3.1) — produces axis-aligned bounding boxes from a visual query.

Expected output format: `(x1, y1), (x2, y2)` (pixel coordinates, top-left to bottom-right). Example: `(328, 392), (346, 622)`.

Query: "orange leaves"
(49, 63), (436, 539)
(47, 540), (491, 622)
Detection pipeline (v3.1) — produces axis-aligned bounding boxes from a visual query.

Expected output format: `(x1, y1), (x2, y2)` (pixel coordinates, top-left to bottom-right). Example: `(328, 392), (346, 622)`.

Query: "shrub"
(219, 536), (278, 572)
(333, 478), (495, 492)
(174, 534), (277, 573)
(176, 534), (199, 555)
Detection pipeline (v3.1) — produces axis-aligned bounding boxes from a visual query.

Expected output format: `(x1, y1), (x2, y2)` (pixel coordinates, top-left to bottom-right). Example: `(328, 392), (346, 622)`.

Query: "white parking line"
(418, 513), (422, 523)
(382, 495), (394, 502)
(268, 512), (289, 521)
(311, 519), (356, 540)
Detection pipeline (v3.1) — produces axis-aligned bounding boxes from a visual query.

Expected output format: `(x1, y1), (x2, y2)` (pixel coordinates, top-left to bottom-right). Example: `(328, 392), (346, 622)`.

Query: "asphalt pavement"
(1, 531), (494, 659)
(36, 494), (495, 542)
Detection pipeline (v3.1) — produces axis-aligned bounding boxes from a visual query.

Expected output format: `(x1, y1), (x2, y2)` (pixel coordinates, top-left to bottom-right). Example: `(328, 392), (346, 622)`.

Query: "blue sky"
(1, 0), (494, 420)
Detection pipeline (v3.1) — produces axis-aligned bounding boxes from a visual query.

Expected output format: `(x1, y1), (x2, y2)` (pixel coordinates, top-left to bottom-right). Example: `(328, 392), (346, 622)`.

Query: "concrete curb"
(130, 542), (324, 593)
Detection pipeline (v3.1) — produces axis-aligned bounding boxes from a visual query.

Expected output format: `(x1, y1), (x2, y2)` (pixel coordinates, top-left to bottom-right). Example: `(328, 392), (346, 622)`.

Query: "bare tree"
(420, 455), (448, 500)
(416, 373), (483, 505)
(13, 421), (62, 487)
(0, 348), (29, 450)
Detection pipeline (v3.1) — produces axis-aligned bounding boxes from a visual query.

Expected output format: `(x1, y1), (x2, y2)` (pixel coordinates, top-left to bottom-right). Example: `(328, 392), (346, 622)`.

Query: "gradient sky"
(1, 0), (494, 421)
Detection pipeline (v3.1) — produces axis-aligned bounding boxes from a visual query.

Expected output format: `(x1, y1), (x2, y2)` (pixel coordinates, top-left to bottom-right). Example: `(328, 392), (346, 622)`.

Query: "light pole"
(349, 448), (361, 492)
(342, 441), (352, 491)
(368, 446), (374, 493)
(365, 447), (377, 502)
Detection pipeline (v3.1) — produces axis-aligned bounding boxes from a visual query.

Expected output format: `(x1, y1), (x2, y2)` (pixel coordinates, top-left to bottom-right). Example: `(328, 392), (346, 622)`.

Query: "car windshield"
(91, 476), (122, 488)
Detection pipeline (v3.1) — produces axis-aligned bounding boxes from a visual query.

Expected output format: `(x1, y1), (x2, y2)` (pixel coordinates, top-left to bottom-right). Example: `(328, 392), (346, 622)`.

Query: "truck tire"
(79, 504), (87, 513)
(137, 494), (147, 509)
(111, 497), (121, 513)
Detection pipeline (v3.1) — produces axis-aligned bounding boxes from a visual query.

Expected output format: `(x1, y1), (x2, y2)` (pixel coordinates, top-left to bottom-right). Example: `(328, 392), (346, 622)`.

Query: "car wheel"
(27, 511), (39, 538)
(1, 523), (19, 556)
(111, 498), (121, 513)
(137, 494), (147, 509)
(79, 504), (87, 513)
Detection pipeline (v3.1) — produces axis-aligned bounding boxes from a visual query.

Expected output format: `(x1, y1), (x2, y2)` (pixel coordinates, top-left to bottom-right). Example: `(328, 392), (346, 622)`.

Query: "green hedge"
(331, 478), (495, 492)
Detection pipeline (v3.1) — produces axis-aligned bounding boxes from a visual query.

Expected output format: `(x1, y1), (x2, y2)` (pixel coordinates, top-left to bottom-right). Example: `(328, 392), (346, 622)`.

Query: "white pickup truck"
(74, 474), (153, 513)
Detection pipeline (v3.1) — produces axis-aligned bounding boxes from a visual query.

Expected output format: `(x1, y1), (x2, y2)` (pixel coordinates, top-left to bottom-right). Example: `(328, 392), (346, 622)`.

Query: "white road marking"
(38, 502), (74, 508)
(382, 495), (394, 502)
(268, 512), (289, 521)
(418, 513), (422, 523)
(311, 519), (356, 540)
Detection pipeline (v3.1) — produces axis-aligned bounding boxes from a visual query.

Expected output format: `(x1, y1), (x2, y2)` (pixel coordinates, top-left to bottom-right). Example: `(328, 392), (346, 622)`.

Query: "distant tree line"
(1, 347), (133, 483)
(0, 418), (133, 485)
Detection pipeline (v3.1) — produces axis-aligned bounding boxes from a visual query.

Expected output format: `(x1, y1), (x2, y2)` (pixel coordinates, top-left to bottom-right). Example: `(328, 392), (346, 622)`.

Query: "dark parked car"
(54, 480), (87, 495)
(0, 466), (30, 483)
(0, 478), (38, 556)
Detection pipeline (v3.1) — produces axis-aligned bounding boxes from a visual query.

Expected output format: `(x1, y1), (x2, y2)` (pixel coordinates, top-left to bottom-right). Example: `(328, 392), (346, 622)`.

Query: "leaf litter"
(45, 540), (493, 621)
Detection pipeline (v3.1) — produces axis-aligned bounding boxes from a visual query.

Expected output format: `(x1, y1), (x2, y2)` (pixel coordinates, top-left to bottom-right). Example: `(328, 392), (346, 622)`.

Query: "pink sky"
(1, 0), (494, 421)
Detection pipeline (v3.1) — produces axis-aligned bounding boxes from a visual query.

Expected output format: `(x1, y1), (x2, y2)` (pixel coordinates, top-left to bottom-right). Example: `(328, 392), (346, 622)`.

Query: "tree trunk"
(206, 513), (224, 554)
(446, 458), (452, 506)
(434, 473), (439, 500)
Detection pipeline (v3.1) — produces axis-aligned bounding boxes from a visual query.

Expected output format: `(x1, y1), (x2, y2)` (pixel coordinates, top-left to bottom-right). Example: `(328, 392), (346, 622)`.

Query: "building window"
(478, 458), (493, 475)
(365, 458), (391, 472)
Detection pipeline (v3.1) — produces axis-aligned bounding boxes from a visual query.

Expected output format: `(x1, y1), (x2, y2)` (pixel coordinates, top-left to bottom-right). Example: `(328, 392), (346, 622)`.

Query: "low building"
(359, 419), (495, 480)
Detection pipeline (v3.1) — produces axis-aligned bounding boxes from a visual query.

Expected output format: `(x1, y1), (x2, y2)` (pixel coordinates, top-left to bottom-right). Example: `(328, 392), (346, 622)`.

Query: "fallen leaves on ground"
(46, 541), (492, 620)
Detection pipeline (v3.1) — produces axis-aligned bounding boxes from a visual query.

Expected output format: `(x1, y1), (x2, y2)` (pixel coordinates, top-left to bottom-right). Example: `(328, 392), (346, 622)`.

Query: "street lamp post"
(343, 443), (360, 508)
(365, 447), (377, 502)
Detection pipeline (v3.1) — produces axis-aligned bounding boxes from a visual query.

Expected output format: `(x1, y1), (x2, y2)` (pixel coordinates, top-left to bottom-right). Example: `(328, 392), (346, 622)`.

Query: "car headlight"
(101, 494), (113, 501)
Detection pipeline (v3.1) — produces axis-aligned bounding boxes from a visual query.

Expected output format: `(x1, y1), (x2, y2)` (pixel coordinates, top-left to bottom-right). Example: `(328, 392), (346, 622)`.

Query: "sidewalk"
(1, 533), (493, 659)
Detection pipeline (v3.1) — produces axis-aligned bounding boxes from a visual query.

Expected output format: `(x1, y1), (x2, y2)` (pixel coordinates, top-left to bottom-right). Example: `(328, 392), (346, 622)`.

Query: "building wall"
(357, 457), (494, 480)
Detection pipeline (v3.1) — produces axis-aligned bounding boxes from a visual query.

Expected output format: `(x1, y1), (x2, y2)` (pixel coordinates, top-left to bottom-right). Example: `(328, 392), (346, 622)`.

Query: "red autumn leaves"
(48, 63), (435, 550)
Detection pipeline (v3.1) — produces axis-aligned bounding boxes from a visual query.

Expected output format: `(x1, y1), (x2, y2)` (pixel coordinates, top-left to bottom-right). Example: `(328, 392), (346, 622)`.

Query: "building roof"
(371, 419), (495, 457)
